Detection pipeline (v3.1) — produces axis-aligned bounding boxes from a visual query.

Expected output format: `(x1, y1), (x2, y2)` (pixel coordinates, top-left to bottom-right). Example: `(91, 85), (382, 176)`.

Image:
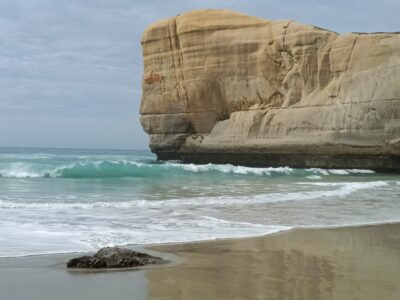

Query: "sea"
(0, 147), (399, 258)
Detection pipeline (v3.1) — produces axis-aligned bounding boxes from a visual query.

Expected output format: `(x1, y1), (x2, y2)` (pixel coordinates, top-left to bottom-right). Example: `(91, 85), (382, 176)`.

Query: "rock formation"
(66, 247), (165, 269)
(140, 9), (400, 170)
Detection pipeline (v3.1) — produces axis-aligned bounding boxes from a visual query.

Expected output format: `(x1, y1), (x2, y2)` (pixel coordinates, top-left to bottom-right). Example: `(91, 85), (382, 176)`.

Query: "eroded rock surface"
(140, 9), (400, 169)
(67, 247), (165, 269)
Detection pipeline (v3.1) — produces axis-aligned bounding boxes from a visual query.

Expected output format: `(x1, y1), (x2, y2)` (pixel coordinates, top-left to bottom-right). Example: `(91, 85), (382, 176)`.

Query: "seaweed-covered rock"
(67, 247), (165, 269)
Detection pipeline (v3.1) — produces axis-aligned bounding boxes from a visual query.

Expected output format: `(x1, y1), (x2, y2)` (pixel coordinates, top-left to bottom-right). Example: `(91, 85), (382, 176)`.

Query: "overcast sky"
(0, 0), (399, 149)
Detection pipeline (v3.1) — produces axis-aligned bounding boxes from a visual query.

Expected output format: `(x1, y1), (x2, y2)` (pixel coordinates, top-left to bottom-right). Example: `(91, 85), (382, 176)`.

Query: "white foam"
(345, 169), (376, 174)
(307, 168), (330, 175)
(306, 175), (322, 180)
(0, 216), (290, 258)
(0, 181), (390, 210)
(0, 162), (47, 178)
(162, 162), (294, 176)
(328, 169), (350, 175)
(308, 168), (375, 175)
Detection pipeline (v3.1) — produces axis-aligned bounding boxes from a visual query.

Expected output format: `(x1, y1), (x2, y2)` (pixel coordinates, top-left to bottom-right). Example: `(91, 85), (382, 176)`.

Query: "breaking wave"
(0, 159), (377, 179)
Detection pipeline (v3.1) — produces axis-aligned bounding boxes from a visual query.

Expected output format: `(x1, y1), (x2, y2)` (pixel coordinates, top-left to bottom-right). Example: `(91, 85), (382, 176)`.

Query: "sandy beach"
(1, 223), (400, 300)
(147, 223), (400, 300)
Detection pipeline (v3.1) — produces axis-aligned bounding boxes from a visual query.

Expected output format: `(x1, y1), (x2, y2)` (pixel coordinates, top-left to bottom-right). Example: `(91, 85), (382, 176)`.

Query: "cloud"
(0, 0), (399, 148)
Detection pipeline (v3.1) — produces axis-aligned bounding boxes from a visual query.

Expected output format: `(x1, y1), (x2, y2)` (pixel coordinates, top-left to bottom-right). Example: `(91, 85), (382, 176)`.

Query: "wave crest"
(0, 160), (376, 179)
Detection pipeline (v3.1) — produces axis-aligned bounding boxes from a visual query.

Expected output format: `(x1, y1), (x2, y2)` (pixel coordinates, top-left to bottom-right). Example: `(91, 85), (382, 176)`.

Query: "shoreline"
(2, 219), (400, 260)
(1, 221), (400, 299)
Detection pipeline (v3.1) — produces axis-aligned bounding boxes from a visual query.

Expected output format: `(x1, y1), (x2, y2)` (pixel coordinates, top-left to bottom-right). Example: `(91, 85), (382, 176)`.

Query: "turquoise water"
(0, 147), (399, 257)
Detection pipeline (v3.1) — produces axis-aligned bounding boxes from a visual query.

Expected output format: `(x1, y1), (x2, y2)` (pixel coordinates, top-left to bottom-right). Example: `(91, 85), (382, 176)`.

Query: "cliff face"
(140, 10), (400, 169)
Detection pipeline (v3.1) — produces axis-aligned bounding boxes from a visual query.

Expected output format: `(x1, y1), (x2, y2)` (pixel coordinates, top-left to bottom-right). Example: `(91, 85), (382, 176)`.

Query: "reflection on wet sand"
(147, 223), (400, 300)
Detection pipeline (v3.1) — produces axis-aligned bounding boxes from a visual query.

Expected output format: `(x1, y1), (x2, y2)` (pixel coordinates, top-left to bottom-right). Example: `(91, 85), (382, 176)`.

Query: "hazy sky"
(1, 0), (399, 149)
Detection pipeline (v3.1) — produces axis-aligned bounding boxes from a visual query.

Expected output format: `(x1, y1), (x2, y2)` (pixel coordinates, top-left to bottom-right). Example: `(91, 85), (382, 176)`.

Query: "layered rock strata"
(140, 10), (400, 170)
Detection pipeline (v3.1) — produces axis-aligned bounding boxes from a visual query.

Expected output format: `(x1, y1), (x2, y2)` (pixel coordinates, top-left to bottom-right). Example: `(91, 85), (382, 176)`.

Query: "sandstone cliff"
(140, 10), (400, 170)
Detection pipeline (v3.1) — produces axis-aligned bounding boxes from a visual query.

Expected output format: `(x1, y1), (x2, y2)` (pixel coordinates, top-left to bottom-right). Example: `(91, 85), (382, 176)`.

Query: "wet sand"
(0, 252), (148, 300)
(1, 223), (400, 300)
(147, 223), (400, 300)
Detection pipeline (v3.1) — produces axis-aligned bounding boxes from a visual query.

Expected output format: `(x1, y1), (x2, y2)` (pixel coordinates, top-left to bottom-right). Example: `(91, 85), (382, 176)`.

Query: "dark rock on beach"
(67, 247), (165, 269)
